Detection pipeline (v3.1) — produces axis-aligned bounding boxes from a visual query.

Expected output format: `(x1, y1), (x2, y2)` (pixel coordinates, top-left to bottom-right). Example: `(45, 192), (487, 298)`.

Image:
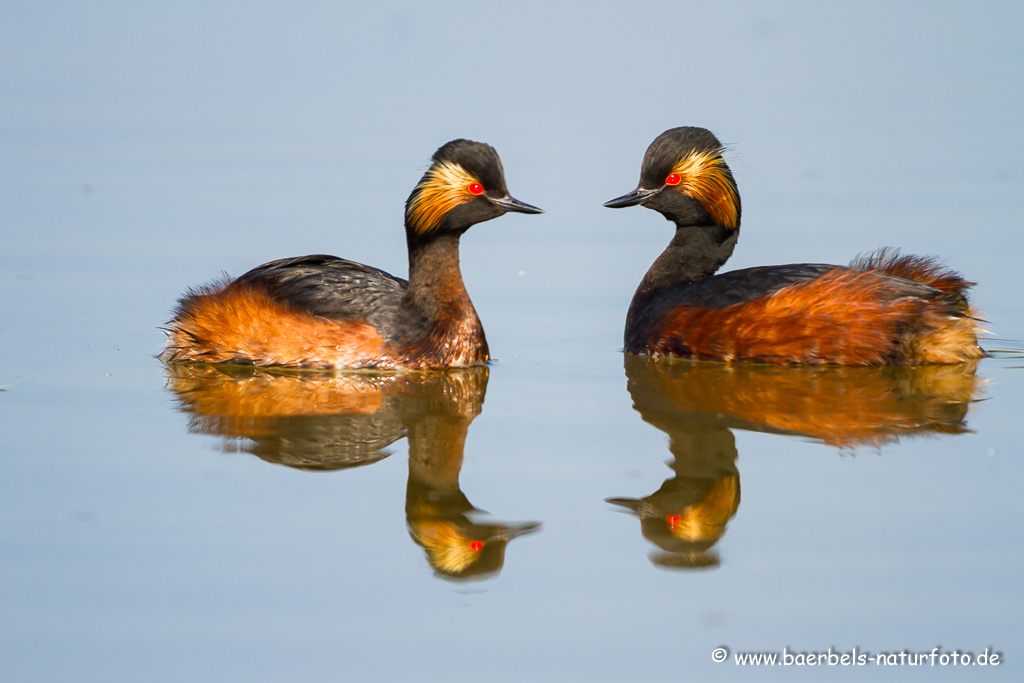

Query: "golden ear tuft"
(406, 161), (482, 234)
(670, 150), (740, 229)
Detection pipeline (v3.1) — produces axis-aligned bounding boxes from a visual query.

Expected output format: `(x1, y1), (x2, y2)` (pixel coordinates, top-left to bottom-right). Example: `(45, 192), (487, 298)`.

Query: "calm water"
(3, 3), (1023, 681)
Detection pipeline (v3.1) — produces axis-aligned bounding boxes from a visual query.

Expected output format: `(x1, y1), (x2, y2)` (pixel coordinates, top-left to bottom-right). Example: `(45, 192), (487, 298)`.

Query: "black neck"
(629, 223), (739, 316)
(405, 233), (474, 316)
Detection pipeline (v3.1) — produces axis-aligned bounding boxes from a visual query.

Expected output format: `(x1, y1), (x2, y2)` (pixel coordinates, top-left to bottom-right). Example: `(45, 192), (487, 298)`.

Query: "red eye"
(665, 173), (681, 186)
(666, 514), (681, 529)
(468, 182), (484, 195)
(470, 541), (484, 551)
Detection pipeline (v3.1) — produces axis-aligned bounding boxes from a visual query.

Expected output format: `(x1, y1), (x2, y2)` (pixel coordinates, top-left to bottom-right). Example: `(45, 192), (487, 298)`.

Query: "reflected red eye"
(666, 514), (681, 529)
(665, 173), (681, 186)
(468, 182), (484, 195)
(470, 541), (484, 551)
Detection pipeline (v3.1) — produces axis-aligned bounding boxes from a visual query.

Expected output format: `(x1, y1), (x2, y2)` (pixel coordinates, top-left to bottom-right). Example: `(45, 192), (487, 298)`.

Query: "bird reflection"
(611, 355), (983, 570)
(165, 363), (539, 579)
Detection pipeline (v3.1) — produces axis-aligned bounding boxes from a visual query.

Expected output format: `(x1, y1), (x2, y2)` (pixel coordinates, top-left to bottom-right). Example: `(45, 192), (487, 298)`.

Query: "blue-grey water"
(2, 2), (1023, 681)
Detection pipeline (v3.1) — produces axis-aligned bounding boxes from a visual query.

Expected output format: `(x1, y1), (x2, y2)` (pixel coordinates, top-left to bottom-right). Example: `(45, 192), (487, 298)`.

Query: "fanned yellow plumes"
(406, 161), (480, 234)
(671, 150), (740, 229)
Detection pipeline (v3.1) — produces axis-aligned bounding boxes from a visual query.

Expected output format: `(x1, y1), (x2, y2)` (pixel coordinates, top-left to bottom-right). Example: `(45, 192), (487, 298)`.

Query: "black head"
(604, 127), (741, 229)
(405, 139), (542, 239)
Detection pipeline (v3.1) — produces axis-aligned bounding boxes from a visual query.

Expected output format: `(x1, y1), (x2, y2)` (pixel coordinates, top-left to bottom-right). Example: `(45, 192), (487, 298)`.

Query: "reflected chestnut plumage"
(161, 140), (541, 369)
(166, 363), (423, 469)
(622, 355), (982, 448)
(605, 127), (986, 365)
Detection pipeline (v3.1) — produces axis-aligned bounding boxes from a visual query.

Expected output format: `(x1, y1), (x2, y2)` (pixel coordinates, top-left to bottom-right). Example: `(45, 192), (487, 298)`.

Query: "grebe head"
(405, 139), (542, 239)
(604, 127), (740, 230)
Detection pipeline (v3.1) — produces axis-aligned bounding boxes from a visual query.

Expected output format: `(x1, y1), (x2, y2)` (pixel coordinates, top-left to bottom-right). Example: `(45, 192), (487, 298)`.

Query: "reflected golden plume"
(608, 421), (740, 570)
(410, 520), (482, 575)
(400, 383), (540, 580)
(666, 475), (738, 542)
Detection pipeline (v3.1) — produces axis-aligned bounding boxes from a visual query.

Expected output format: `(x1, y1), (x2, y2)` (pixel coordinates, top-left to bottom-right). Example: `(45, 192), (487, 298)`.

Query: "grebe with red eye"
(605, 127), (985, 365)
(161, 139), (542, 369)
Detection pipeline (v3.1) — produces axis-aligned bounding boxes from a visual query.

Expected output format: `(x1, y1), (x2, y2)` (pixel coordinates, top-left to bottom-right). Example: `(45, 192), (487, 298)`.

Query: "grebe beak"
(604, 187), (659, 208)
(490, 195), (544, 214)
